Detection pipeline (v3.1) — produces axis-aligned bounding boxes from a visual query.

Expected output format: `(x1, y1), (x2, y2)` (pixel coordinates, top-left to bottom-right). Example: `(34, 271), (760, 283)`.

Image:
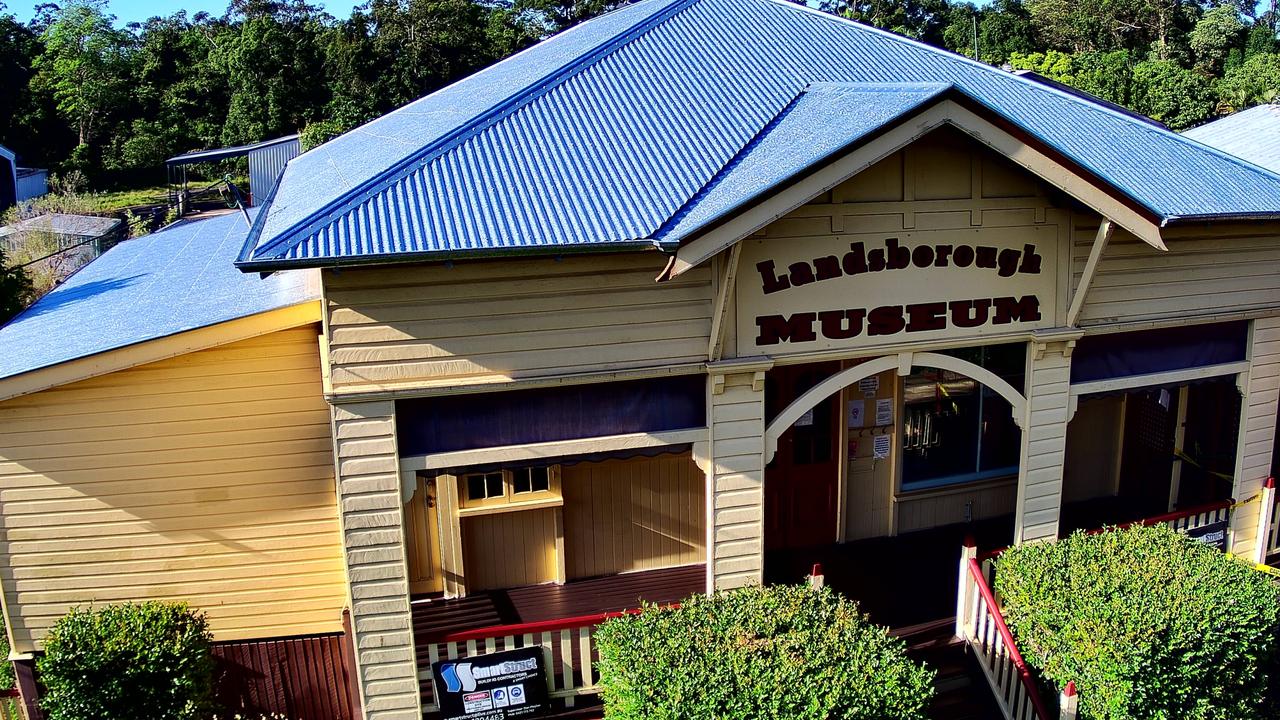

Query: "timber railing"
(956, 541), (1059, 720)
(418, 606), (673, 713)
(0, 689), (23, 720)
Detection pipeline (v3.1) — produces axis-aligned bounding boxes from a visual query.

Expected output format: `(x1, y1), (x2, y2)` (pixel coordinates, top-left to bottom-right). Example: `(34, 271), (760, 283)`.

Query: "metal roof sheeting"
(0, 210), (316, 382)
(1183, 104), (1280, 175)
(238, 0), (1280, 270)
(166, 134), (302, 166)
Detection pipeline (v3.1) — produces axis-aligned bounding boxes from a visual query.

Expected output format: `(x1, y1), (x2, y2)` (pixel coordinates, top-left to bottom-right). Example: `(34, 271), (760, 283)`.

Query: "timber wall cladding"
(461, 508), (560, 591)
(323, 252), (714, 394)
(561, 453), (706, 580)
(213, 633), (356, 720)
(1232, 317), (1280, 559)
(1073, 224), (1280, 326)
(0, 327), (345, 652)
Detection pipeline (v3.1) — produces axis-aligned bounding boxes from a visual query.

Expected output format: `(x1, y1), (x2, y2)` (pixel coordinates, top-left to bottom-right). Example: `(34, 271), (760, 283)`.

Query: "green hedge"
(37, 601), (215, 720)
(996, 524), (1280, 720)
(594, 583), (935, 720)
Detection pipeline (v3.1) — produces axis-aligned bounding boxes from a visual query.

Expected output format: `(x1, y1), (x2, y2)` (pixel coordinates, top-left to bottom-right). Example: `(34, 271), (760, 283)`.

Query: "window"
(901, 343), (1025, 492)
(458, 465), (561, 513)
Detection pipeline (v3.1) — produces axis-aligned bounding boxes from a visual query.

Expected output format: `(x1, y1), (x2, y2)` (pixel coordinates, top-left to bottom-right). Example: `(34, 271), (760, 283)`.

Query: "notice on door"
(432, 647), (552, 720)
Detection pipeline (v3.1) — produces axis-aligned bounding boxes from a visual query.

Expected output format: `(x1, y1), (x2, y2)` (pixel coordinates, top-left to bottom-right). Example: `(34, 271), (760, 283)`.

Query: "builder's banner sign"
(432, 647), (552, 719)
(736, 226), (1060, 355)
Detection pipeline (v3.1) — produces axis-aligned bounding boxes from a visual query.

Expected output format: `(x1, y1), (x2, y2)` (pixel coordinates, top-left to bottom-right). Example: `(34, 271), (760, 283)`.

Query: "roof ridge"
(239, 0), (701, 267)
(763, 0), (1280, 198)
(651, 83), (810, 243)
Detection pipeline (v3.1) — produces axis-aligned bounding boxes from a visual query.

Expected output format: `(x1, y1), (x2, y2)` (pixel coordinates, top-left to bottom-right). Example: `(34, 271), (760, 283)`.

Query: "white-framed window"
(900, 343), (1025, 492)
(459, 465), (561, 513)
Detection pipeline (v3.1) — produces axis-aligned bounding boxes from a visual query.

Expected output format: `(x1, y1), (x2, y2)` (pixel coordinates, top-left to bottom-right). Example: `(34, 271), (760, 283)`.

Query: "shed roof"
(167, 134), (301, 167)
(236, 0), (1280, 271)
(1183, 104), (1280, 175)
(0, 213), (120, 242)
(0, 210), (316, 383)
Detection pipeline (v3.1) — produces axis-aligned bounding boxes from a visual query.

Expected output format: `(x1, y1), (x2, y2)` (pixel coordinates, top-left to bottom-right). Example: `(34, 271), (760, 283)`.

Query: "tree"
(820, 0), (952, 44)
(30, 0), (131, 170)
(1130, 58), (1214, 129)
(1190, 4), (1245, 74)
(1217, 51), (1280, 111)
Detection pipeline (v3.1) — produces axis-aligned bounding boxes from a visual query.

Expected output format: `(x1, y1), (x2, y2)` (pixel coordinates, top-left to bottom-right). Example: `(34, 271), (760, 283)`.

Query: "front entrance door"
(765, 362), (841, 551)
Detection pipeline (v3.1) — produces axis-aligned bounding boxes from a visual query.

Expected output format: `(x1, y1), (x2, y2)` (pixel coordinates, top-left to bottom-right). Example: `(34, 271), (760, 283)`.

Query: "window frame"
(457, 464), (562, 515)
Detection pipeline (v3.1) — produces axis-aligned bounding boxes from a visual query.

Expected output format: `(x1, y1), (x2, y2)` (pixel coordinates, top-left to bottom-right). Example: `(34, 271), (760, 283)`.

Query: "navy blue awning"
(396, 375), (706, 457)
(1071, 321), (1248, 384)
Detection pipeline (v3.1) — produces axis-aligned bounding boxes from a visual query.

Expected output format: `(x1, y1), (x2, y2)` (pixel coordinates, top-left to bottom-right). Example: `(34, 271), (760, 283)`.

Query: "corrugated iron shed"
(0, 210), (316, 382)
(237, 0), (1280, 270)
(1183, 104), (1280, 175)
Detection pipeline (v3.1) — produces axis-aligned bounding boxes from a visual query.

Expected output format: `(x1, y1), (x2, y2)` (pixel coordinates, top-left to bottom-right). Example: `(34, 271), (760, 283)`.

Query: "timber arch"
(763, 351), (1028, 464)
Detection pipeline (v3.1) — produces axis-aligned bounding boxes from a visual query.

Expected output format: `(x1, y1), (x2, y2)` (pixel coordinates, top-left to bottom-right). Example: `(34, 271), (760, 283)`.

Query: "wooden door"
(404, 476), (445, 595)
(765, 363), (841, 551)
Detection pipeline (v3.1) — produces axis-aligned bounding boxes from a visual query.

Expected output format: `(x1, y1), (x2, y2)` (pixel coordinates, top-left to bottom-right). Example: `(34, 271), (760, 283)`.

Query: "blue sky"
(4, 0), (363, 24)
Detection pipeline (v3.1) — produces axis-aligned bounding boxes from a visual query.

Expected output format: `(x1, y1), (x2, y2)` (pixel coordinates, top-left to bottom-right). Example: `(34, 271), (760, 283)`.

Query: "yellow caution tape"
(1172, 447), (1235, 483)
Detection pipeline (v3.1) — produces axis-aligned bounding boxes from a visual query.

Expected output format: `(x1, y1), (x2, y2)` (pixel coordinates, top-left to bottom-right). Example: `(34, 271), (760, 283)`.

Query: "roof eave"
(235, 239), (670, 273)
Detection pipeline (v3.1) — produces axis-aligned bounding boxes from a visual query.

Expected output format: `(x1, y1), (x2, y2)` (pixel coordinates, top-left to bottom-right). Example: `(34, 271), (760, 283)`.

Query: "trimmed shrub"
(37, 601), (215, 720)
(996, 524), (1280, 720)
(594, 583), (935, 720)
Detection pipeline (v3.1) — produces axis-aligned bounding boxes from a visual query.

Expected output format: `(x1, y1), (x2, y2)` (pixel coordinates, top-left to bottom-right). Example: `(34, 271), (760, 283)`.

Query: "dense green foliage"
(1, 0), (1279, 185)
(995, 524), (1280, 720)
(594, 584), (935, 720)
(36, 601), (216, 720)
(0, 242), (31, 325)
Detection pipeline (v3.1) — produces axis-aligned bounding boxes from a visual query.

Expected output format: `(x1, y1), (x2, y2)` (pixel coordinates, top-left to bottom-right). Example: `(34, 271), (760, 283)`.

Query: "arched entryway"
(761, 349), (1030, 628)
(764, 351), (1027, 464)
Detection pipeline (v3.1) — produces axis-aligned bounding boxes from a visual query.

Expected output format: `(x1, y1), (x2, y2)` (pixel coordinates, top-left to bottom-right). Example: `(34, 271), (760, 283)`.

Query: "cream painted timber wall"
(1230, 317), (1280, 559)
(461, 508), (560, 591)
(1072, 223), (1280, 327)
(331, 400), (421, 720)
(0, 326), (344, 652)
(719, 126), (1070, 361)
(705, 368), (767, 590)
(323, 253), (713, 395)
(1062, 396), (1125, 504)
(1015, 340), (1074, 543)
(562, 452), (706, 579)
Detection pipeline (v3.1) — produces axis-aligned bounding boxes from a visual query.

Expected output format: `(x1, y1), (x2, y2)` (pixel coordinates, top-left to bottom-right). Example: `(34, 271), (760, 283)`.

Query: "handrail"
(432, 603), (677, 644)
(977, 497), (1236, 561)
(967, 558), (1053, 720)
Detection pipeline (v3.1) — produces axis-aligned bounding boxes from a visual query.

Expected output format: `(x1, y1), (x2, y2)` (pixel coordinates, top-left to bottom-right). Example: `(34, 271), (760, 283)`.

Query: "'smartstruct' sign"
(736, 226), (1059, 355)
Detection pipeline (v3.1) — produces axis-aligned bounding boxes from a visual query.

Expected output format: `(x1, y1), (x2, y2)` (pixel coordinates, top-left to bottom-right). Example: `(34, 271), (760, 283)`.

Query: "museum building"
(1, 0), (1279, 717)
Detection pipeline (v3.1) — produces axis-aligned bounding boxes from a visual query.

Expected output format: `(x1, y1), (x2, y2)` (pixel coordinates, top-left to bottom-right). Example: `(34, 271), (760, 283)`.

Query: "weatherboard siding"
(1230, 317), (1280, 560)
(322, 253), (714, 394)
(0, 327), (343, 652)
(1016, 341), (1073, 543)
(1073, 224), (1280, 326)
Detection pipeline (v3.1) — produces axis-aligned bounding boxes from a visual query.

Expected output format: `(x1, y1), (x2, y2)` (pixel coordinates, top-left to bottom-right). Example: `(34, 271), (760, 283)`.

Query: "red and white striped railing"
(957, 542), (1057, 720)
(417, 606), (669, 713)
(0, 689), (22, 720)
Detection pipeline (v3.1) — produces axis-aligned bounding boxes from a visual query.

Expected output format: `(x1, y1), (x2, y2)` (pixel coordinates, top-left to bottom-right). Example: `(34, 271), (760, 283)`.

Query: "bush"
(594, 583), (934, 720)
(37, 601), (215, 720)
(996, 524), (1280, 720)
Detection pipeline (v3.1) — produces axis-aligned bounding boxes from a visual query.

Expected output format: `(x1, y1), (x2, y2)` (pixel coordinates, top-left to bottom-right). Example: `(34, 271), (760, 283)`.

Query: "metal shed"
(166, 134), (301, 207)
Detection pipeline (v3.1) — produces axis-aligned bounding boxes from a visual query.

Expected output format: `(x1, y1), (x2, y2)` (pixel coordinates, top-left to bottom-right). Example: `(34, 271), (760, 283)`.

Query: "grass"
(84, 177), (248, 214)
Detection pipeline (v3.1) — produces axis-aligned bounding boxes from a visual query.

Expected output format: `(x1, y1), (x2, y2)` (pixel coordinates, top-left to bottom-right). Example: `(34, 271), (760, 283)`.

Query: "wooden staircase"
(896, 618), (1005, 720)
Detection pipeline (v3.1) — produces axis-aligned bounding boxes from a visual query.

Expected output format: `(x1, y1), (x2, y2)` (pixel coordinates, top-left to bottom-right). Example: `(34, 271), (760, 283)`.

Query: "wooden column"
(331, 401), (422, 720)
(1014, 338), (1075, 544)
(13, 657), (42, 720)
(1229, 317), (1280, 559)
(702, 362), (770, 592)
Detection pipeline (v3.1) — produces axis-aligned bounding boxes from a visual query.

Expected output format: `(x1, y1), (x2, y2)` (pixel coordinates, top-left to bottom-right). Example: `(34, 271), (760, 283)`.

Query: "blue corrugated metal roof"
(237, 0), (1280, 270)
(657, 82), (951, 242)
(1183, 104), (1280, 176)
(0, 210), (315, 382)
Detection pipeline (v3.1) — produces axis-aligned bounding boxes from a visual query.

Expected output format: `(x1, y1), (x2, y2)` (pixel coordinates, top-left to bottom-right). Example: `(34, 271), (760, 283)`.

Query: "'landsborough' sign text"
(736, 226), (1058, 355)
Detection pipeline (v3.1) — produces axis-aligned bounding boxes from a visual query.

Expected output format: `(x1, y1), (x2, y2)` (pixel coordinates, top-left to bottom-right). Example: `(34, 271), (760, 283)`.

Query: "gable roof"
(236, 0), (1280, 271)
(1183, 104), (1280, 175)
(0, 210), (317, 386)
